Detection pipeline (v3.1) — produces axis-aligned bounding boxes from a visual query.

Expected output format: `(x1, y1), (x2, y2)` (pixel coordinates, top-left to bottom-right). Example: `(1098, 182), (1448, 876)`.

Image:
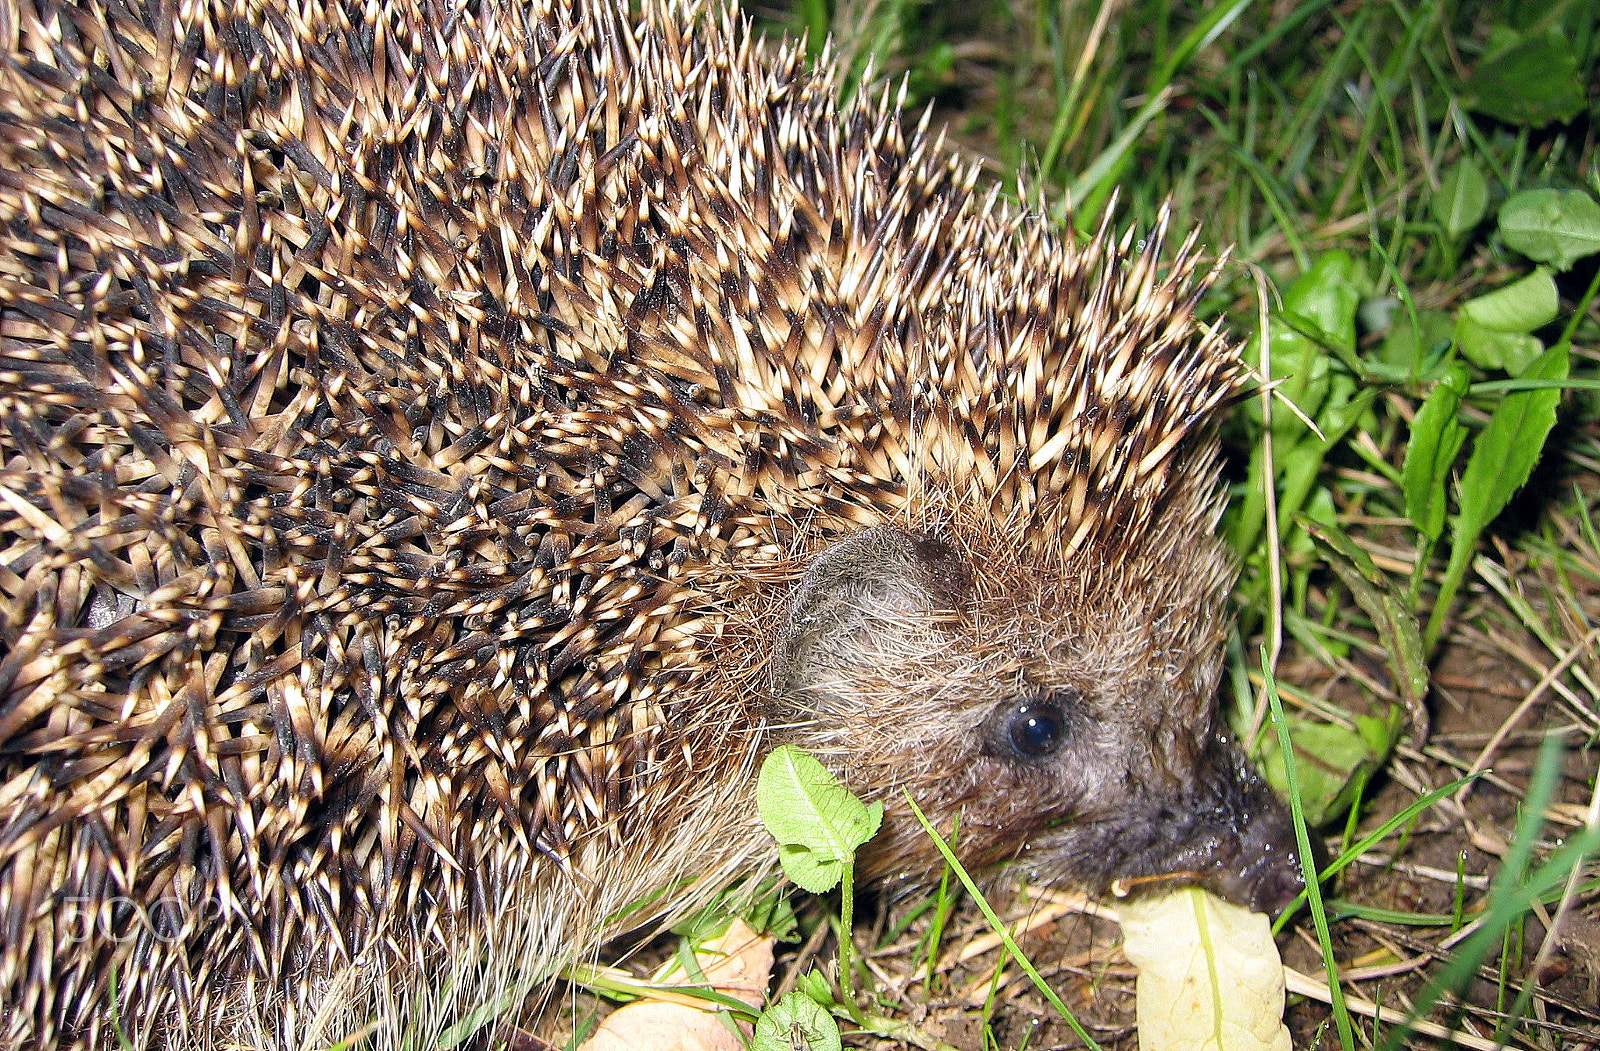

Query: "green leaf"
(1453, 317), (1545, 376)
(1462, 29), (1587, 128)
(1460, 268), (1560, 333)
(1431, 158), (1489, 237)
(1376, 308), (1454, 373)
(1278, 249), (1363, 360)
(671, 877), (799, 942)
(1425, 341), (1568, 650)
(1401, 366), (1470, 542)
(1242, 250), (1364, 435)
(1455, 340), (1568, 542)
(1500, 188), (1600, 271)
(1256, 707), (1400, 826)
(757, 745), (883, 894)
(796, 971), (838, 1010)
(1454, 268), (1559, 374)
(752, 990), (841, 1051)
(1357, 708), (1404, 755)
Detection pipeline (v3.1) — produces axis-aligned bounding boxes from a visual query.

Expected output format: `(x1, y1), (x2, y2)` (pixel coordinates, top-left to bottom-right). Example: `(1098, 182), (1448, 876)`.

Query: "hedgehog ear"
(772, 527), (969, 700)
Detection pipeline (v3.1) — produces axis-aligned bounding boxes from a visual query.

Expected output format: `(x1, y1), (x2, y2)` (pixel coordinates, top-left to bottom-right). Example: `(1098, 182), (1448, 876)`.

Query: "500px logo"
(56, 896), (225, 944)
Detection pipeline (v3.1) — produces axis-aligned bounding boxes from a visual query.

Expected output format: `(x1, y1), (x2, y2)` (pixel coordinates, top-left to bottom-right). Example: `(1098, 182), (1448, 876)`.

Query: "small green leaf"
(1279, 249), (1363, 359)
(741, 886), (800, 942)
(1453, 316), (1545, 375)
(1460, 268), (1560, 333)
(1454, 269), (1559, 374)
(757, 745), (883, 894)
(1462, 29), (1587, 128)
(1500, 188), (1600, 271)
(1401, 366), (1469, 542)
(1376, 308), (1453, 373)
(1431, 159), (1489, 237)
(1243, 250), (1364, 434)
(1356, 709), (1405, 755)
(795, 971), (838, 1009)
(752, 990), (842, 1051)
(1304, 519), (1429, 715)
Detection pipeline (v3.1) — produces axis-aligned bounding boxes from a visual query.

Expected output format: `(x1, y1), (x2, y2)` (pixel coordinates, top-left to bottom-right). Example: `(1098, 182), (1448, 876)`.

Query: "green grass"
(746, 0), (1600, 1047)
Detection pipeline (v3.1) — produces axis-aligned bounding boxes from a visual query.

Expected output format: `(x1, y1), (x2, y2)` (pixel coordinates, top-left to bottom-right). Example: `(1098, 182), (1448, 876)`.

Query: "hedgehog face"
(772, 525), (1304, 914)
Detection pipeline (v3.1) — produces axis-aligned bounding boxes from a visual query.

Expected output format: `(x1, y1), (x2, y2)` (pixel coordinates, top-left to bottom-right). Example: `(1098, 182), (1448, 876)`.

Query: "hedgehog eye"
(1008, 700), (1063, 756)
(985, 693), (1075, 761)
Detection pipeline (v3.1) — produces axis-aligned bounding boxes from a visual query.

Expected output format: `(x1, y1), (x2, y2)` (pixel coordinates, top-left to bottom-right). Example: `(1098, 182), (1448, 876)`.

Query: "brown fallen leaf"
(578, 919), (775, 1051)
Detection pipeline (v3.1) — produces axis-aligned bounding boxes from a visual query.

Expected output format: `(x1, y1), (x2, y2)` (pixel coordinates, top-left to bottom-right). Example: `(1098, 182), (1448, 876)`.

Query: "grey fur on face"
(773, 527), (1301, 910)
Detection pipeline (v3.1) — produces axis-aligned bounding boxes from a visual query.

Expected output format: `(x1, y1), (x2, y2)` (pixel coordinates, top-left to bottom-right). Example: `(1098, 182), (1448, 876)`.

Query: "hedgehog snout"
(1118, 737), (1307, 914)
(1011, 729), (1308, 915)
(1187, 743), (1308, 913)
(1211, 797), (1308, 913)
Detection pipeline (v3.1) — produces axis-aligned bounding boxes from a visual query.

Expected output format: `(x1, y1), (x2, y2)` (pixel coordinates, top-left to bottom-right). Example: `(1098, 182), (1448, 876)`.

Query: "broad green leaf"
(757, 745), (882, 894)
(1454, 269), (1558, 374)
(1500, 188), (1600, 271)
(752, 991), (841, 1051)
(1456, 341), (1568, 543)
(1256, 707), (1400, 827)
(1401, 366), (1469, 542)
(1119, 889), (1291, 1051)
(1430, 158), (1489, 236)
(1462, 29), (1587, 128)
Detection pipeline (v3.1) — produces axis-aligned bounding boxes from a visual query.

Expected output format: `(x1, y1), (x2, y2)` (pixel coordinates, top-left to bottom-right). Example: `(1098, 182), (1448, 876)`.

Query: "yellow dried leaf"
(1119, 888), (1292, 1051)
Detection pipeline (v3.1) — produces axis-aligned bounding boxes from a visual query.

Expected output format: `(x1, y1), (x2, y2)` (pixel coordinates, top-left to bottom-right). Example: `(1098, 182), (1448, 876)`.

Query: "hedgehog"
(0, 0), (1303, 1047)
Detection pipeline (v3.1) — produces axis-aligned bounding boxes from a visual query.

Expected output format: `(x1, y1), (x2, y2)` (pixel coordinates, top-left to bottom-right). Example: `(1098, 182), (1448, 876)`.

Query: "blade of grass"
(1273, 773), (1481, 934)
(1264, 652), (1356, 1050)
(903, 793), (1103, 1051)
(1067, 0), (1257, 225)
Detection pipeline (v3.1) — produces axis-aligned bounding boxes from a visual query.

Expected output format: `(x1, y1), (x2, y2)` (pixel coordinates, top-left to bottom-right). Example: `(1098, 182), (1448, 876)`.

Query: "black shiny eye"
(980, 692), (1075, 762)
(1008, 700), (1063, 757)
(982, 691), (1079, 762)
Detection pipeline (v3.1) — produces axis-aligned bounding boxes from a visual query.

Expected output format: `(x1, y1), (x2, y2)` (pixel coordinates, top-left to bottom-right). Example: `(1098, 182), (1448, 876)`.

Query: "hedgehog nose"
(1194, 741), (1314, 914)
(1210, 803), (1307, 913)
